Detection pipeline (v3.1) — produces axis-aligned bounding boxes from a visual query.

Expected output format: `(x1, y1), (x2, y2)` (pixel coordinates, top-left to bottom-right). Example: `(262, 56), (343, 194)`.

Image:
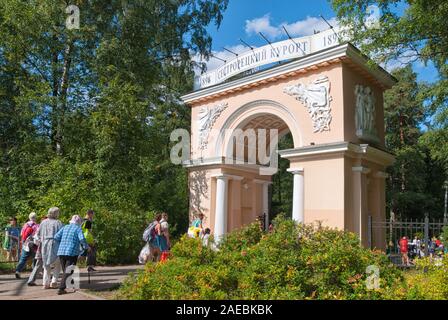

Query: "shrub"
(403, 255), (448, 300)
(94, 208), (153, 265)
(117, 216), (404, 300)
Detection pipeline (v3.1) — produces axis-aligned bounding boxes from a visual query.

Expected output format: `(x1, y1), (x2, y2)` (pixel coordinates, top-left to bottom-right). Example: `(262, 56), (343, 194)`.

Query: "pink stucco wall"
(185, 51), (393, 249)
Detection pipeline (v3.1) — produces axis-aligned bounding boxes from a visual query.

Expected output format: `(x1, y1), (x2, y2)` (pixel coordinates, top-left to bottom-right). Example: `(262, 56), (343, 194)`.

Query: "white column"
(262, 182), (272, 230)
(287, 168), (304, 224)
(214, 175), (229, 243)
(352, 166), (371, 245)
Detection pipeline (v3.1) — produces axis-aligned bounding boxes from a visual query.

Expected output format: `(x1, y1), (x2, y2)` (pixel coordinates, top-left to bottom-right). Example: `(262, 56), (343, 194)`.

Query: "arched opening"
(270, 132), (294, 220)
(228, 113), (291, 165)
(214, 99), (302, 159)
(220, 111), (296, 230)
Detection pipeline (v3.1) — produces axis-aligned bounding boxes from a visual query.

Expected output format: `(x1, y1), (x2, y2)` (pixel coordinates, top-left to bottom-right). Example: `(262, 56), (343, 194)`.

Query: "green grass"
(0, 262), (15, 274)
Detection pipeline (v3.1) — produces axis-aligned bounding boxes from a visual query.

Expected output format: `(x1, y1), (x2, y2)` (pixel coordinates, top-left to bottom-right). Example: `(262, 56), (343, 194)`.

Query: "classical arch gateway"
(182, 42), (396, 249)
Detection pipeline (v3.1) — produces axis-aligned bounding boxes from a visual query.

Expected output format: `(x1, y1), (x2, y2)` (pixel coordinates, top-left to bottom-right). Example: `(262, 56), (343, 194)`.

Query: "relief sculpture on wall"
(284, 75), (332, 133)
(197, 102), (228, 150)
(355, 85), (379, 143)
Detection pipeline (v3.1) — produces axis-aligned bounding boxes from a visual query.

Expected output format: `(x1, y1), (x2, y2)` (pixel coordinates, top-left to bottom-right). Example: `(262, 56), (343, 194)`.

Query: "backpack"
(143, 222), (157, 243)
(81, 220), (94, 245)
(21, 223), (37, 252)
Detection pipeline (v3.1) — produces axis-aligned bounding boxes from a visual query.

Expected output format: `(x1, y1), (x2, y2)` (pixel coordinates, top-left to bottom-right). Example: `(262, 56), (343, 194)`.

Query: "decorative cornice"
(183, 157), (271, 174)
(279, 141), (354, 158)
(181, 43), (396, 105)
(279, 141), (395, 166)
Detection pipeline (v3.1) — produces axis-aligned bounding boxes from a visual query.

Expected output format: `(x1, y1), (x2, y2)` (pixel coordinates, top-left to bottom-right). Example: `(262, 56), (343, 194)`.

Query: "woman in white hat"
(35, 207), (63, 289)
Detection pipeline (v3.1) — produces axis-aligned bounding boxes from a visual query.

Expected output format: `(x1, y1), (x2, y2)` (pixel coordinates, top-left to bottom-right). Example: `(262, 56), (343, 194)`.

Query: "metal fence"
(370, 215), (446, 264)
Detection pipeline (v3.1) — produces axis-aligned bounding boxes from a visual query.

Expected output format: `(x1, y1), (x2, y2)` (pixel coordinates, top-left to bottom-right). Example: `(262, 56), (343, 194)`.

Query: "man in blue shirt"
(54, 215), (90, 295)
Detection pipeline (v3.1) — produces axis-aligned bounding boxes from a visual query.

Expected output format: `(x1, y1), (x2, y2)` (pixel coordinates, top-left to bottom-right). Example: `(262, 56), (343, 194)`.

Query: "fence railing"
(369, 215), (446, 258)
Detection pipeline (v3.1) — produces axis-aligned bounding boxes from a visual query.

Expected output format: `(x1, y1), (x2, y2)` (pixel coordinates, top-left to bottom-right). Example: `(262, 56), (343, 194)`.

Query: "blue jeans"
(15, 249), (35, 273)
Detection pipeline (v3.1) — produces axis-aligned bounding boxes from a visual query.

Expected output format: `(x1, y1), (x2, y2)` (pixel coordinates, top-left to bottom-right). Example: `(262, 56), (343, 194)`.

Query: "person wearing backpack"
(82, 209), (96, 272)
(27, 217), (47, 287)
(15, 212), (39, 279)
(144, 214), (162, 262)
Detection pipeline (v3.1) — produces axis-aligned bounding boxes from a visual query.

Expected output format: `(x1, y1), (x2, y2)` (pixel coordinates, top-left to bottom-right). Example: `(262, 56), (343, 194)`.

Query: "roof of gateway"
(182, 42), (397, 105)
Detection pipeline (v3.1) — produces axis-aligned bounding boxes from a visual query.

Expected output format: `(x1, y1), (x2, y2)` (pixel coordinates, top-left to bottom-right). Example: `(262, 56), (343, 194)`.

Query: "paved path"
(0, 265), (143, 300)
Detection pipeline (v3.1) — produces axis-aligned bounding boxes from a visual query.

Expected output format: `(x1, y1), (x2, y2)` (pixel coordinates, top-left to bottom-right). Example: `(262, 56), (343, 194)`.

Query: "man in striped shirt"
(54, 215), (90, 295)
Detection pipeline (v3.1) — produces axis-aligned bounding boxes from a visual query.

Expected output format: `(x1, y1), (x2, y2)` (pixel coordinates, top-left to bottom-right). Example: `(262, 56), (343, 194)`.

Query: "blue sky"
(203, 0), (438, 83)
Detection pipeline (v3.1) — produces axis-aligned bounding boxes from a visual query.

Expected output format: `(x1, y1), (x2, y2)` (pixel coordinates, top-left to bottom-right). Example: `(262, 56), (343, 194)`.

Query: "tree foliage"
(331, 0), (448, 218)
(384, 66), (446, 218)
(0, 0), (228, 263)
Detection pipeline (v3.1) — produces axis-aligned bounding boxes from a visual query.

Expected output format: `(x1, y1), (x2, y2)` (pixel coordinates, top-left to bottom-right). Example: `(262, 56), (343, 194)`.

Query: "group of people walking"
(188, 212), (211, 247)
(3, 208), (97, 295)
(139, 211), (212, 264)
(398, 235), (446, 266)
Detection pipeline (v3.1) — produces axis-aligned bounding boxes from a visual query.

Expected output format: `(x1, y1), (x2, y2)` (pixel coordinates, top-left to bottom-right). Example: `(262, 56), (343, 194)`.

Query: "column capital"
(352, 166), (371, 175)
(253, 179), (273, 185)
(212, 174), (230, 181)
(373, 171), (389, 179)
(287, 168), (304, 175)
(211, 174), (242, 181)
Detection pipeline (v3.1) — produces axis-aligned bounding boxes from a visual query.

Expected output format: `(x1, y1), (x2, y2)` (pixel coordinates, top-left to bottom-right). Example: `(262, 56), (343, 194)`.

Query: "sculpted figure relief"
(197, 102), (228, 150)
(355, 85), (377, 140)
(284, 76), (332, 133)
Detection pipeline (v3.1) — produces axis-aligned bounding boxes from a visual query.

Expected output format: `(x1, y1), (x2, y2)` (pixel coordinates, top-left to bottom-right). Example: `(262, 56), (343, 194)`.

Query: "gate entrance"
(182, 43), (396, 249)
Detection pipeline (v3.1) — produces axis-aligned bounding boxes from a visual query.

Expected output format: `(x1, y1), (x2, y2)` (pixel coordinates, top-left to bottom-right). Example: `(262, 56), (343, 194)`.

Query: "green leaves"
(118, 217), (404, 300)
(383, 66), (447, 218)
(332, 0), (448, 190)
(0, 0), (228, 263)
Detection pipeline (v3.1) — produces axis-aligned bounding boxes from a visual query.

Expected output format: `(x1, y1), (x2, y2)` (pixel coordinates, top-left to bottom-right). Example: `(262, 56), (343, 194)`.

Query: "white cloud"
(281, 16), (339, 37)
(245, 14), (339, 40)
(245, 14), (281, 39)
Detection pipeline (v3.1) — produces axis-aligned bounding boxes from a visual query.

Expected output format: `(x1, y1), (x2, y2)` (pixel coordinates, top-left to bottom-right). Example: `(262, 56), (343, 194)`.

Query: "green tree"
(271, 133), (293, 218)
(0, 0), (229, 263)
(331, 0), (448, 218)
(384, 66), (446, 218)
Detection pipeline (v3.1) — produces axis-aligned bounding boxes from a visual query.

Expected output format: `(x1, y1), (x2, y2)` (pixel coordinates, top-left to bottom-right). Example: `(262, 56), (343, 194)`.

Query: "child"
(201, 228), (211, 247)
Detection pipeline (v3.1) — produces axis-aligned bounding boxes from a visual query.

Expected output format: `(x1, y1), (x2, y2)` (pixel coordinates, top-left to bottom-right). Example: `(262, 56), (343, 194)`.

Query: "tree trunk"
(55, 40), (73, 155)
(51, 34), (59, 152)
(399, 114), (405, 192)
